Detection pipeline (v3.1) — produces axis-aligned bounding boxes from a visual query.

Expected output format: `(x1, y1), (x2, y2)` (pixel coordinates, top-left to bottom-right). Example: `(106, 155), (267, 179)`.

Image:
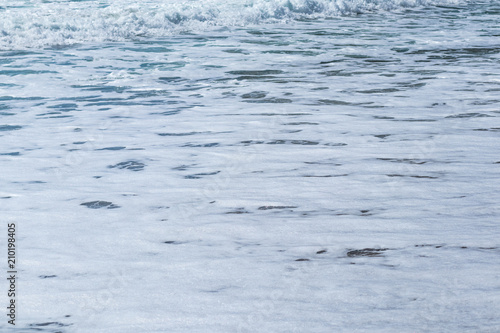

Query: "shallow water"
(1, 0), (500, 332)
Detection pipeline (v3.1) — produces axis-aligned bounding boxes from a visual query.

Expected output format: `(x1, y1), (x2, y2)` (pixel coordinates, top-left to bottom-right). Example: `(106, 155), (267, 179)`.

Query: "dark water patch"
(81, 201), (120, 209)
(73, 141), (86, 145)
(0, 125), (22, 131)
(416, 245), (499, 251)
(227, 70), (283, 76)
(108, 161), (145, 172)
(473, 128), (500, 132)
(373, 134), (391, 139)
(0, 70), (57, 76)
(246, 29), (288, 35)
(431, 102), (447, 107)
(243, 97), (292, 103)
(240, 140), (266, 146)
(334, 209), (373, 216)
(405, 69), (445, 76)
(378, 158), (427, 165)
(223, 49), (249, 54)
(295, 258), (310, 262)
(122, 47), (173, 53)
(0, 111), (14, 116)
(373, 116), (395, 120)
(267, 79), (312, 84)
(316, 249), (327, 254)
(256, 140), (319, 146)
(47, 103), (78, 111)
(37, 112), (62, 116)
(324, 142), (347, 146)
(445, 112), (493, 118)
(58, 95), (106, 102)
(392, 47), (410, 53)
(163, 241), (185, 245)
(0, 152), (20, 156)
(319, 59), (345, 65)
(316, 99), (363, 106)
(140, 61), (186, 70)
(427, 55), (458, 61)
(226, 208), (250, 214)
(158, 131), (206, 136)
(96, 146), (126, 151)
(242, 139), (320, 145)
(303, 174), (348, 178)
(249, 112), (311, 116)
(232, 75), (280, 81)
(241, 91), (267, 99)
(85, 100), (167, 107)
(387, 174), (439, 179)
(344, 54), (371, 59)
(39, 275), (57, 279)
(364, 58), (400, 63)
(172, 164), (196, 171)
(158, 76), (186, 83)
(258, 206), (297, 210)
(409, 47), (500, 57)
(347, 248), (389, 258)
(392, 118), (437, 122)
(152, 110), (182, 116)
(306, 29), (354, 36)
(72, 85), (129, 93)
(320, 70), (353, 77)
(397, 82), (426, 89)
(129, 90), (171, 99)
(304, 161), (342, 166)
(0, 96), (44, 101)
(29, 321), (70, 328)
(415, 244), (445, 248)
(411, 175), (440, 179)
(202, 65), (225, 69)
(48, 115), (73, 119)
(357, 88), (400, 94)
(178, 85), (205, 92)
(455, 47), (500, 55)
(273, 140), (319, 145)
(1, 50), (41, 57)
(184, 171), (220, 179)
(262, 50), (321, 56)
(285, 122), (319, 125)
(182, 142), (220, 147)
(239, 39), (291, 46)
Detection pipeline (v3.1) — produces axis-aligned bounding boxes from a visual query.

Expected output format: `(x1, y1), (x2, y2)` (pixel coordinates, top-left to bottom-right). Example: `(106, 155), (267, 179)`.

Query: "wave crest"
(0, 0), (464, 49)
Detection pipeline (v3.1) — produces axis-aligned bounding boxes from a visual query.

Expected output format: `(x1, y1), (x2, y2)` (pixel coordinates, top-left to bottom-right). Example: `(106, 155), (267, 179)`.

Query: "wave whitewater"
(1, 0), (465, 49)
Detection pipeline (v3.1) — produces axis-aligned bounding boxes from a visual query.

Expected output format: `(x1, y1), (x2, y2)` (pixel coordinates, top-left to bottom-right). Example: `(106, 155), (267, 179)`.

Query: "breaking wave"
(0, 0), (465, 49)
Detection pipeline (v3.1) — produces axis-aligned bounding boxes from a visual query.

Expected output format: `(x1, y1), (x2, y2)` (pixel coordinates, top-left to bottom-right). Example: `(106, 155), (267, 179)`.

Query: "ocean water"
(1, 0), (500, 332)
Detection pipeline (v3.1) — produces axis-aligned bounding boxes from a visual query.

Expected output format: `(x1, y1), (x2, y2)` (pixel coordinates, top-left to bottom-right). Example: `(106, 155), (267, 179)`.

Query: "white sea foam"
(1, 0), (465, 49)
(2, 0), (500, 331)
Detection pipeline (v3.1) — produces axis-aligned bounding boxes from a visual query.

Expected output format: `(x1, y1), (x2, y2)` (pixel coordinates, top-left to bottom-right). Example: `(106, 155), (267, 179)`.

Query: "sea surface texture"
(1, 0), (500, 332)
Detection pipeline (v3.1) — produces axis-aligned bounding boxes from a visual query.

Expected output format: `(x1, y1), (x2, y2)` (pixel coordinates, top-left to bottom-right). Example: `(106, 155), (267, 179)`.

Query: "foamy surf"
(1, 0), (465, 49)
